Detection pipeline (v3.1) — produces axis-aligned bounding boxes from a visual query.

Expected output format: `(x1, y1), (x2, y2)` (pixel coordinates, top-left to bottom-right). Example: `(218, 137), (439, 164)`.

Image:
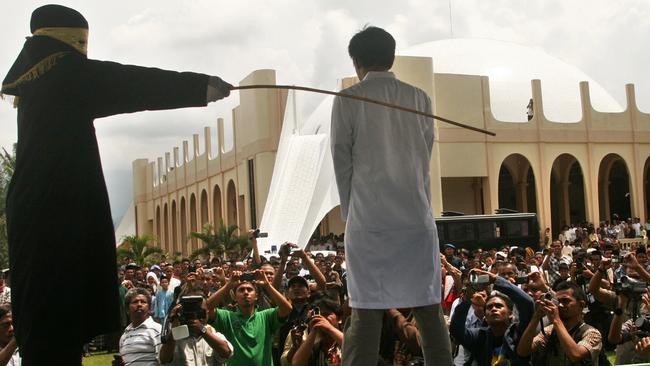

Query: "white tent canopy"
(256, 91), (340, 256)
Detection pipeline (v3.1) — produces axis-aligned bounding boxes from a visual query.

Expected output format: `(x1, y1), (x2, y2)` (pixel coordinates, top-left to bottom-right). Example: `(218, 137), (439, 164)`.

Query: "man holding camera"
(282, 296), (343, 366)
(450, 269), (534, 365)
(590, 253), (650, 364)
(159, 294), (233, 365)
(209, 269), (292, 366)
(517, 281), (602, 365)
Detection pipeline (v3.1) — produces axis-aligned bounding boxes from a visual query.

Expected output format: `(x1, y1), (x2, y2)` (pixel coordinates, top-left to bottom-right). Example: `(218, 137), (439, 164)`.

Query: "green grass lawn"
(83, 352), (117, 366)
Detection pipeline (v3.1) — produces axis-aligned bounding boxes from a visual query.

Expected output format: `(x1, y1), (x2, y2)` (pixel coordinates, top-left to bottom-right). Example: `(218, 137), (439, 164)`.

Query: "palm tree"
(190, 221), (250, 260)
(117, 234), (163, 267)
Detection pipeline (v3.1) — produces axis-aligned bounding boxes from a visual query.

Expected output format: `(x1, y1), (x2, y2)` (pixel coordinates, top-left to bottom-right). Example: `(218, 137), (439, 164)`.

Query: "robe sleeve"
(330, 95), (353, 221)
(81, 59), (209, 119)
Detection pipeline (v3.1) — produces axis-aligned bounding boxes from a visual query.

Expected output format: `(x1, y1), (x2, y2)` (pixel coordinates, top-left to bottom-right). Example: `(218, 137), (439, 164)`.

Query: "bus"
(435, 212), (541, 251)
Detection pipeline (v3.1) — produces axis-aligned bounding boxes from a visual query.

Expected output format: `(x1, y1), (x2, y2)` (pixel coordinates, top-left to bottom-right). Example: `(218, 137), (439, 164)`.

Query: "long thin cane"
(232, 84), (496, 137)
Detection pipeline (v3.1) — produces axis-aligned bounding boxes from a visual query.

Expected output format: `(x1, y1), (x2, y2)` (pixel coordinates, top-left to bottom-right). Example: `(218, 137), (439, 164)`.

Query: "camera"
(636, 316), (650, 337)
(543, 292), (559, 305)
(515, 275), (528, 285)
(280, 243), (300, 257)
(179, 295), (206, 322)
(312, 306), (321, 317)
(613, 276), (650, 299)
(240, 272), (256, 282)
(203, 268), (213, 275)
(469, 273), (490, 291)
(252, 229), (268, 239)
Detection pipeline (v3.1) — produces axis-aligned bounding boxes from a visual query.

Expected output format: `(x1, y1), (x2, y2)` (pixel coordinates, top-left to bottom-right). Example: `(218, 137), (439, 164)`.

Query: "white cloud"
(2, 0), (649, 221)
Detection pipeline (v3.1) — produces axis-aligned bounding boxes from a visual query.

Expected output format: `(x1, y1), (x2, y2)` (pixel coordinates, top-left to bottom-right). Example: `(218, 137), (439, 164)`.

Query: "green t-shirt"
(212, 306), (285, 366)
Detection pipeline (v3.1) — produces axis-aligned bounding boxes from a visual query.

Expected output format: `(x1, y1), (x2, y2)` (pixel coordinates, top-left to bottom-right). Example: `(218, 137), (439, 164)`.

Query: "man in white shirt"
(159, 295), (232, 365)
(331, 26), (452, 366)
(117, 288), (162, 366)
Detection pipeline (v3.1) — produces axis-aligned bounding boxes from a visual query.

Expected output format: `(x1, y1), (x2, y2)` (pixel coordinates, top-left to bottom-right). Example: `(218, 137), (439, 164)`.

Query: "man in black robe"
(1, 5), (233, 365)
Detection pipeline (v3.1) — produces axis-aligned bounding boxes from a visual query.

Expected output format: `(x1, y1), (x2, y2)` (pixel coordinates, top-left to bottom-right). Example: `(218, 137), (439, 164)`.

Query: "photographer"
(209, 269), (292, 365)
(590, 253), (650, 363)
(159, 294), (233, 365)
(517, 281), (602, 365)
(281, 296), (343, 366)
(272, 243), (327, 293)
(607, 289), (649, 364)
(450, 269), (534, 365)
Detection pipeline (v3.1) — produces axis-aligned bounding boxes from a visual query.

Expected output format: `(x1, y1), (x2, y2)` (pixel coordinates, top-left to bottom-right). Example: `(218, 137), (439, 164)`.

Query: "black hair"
(309, 291), (342, 317)
(124, 287), (152, 309)
(486, 291), (513, 311)
(555, 281), (587, 303)
(0, 304), (11, 319)
(348, 26), (395, 70)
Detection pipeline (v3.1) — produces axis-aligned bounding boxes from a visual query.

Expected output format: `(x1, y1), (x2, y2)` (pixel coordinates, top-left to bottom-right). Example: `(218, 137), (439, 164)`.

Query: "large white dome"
(400, 38), (623, 122)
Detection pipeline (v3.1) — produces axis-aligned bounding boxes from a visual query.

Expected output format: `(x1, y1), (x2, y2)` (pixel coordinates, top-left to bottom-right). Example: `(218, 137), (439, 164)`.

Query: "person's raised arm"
(248, 230), (261, 266)
(206, 270), (238, 313)
(442, 254), (462, 291)
(272, 243), (290, 290)
(201, 326), (233, 360)
(544, 300), (594, 362)
(85, 60), (232, 119)
(0, 337), (18, 366)
(589, 259), (615, 304)
(387, 309), (421, 355)
(292, 325), (318, 366)
(255, 269), (292, 318)
(158, 304), (181, 364)
(516, 300), (545, 358)
(624, 253), (650, 282)
(294, 249), (326, 291)
(449, 288), (475, 348)
(608, 294), (629, 345)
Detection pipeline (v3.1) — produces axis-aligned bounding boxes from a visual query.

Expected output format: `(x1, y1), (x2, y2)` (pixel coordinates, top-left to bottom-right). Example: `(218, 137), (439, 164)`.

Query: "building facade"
(132, 56), (650, 255)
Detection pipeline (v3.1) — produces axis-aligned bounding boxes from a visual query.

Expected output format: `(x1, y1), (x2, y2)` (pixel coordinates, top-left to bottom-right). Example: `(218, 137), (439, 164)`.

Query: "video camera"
(613, 276), (650, 299)
(252, 229), (268, 239)
(294, 306), (321, 332)
(468, 273), (490, 291)
(178, 295), (206, 323)
(279, 243), (301, 257)
(240, 272), (256, 282)
(635, 316), (650, 338)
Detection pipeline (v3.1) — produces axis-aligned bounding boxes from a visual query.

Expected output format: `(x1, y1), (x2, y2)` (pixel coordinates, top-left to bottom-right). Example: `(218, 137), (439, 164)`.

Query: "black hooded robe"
(4, 37), (209, 360)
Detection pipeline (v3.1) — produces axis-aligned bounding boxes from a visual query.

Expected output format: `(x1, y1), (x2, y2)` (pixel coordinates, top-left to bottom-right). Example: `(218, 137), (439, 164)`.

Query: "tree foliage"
(116, 234), (163, 267)
(0, 144), (16, 269)
(190, 221), (250, 261)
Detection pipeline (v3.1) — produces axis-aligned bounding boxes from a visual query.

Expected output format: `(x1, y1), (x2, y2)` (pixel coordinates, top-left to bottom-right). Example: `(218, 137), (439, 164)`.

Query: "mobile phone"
(312, 306), (320, 316)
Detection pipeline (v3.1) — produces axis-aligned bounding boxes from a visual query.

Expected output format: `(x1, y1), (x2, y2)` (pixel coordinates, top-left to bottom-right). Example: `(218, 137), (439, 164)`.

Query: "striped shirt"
(120, 316), (162, 366)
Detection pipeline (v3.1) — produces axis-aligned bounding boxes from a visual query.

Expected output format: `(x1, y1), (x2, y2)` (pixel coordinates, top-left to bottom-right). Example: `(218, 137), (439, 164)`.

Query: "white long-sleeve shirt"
(331, 71), (441, 308)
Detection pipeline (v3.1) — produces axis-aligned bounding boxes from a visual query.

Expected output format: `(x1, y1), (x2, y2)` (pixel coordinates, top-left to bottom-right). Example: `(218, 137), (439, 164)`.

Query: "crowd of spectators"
(105, 217), (650, 365)
(0, 218), (650, 365)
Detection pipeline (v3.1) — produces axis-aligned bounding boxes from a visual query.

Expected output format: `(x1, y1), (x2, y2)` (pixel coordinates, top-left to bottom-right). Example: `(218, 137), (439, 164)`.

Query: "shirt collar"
(126, 316), (155, 331)
(363, 71), (395, 81)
